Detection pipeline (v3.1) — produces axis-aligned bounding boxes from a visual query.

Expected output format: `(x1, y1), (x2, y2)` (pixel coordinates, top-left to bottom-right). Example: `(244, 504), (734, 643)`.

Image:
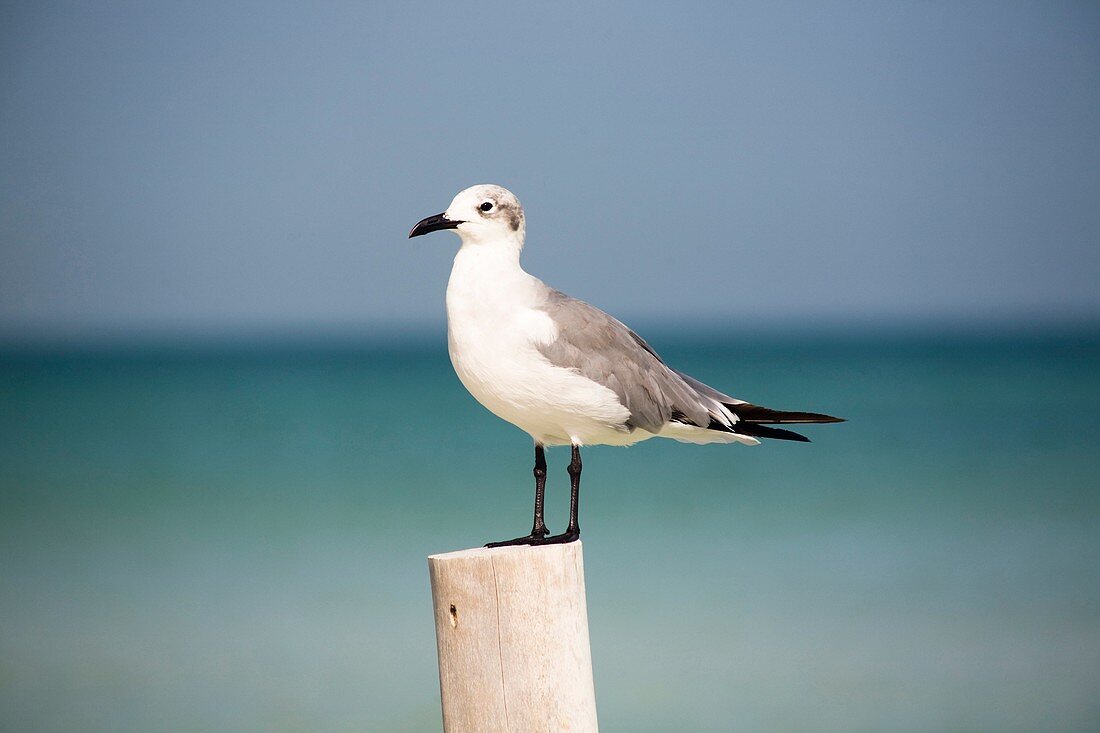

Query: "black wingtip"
(729, 403), (845, 425)
(734, 423), (812, 442)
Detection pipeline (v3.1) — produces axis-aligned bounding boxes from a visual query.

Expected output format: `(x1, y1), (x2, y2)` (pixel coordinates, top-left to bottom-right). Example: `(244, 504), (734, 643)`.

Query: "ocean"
(1, 327), (1098, 732)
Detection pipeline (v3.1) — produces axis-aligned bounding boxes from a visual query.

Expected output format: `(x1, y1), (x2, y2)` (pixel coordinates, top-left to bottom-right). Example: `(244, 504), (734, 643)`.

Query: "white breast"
(445, 246), (634, 446)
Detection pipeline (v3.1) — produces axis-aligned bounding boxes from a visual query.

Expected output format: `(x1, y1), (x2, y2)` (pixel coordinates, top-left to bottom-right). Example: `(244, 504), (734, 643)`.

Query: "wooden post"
(428, 542), (599, 733)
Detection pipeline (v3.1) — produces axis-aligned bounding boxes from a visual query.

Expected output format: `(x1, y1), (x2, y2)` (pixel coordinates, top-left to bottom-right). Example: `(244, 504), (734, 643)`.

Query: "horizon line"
(1, 313), (1098, 353)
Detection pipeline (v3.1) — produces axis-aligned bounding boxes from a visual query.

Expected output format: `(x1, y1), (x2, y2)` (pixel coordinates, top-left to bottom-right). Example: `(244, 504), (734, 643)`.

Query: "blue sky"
(1, 1), (1098, 339)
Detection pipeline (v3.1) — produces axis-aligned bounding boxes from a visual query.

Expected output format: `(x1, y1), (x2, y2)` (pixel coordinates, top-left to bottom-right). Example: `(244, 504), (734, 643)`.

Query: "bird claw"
(485, 534), (543, 548)
(539, 529), (580, 545)
(485, 528), (579, 548)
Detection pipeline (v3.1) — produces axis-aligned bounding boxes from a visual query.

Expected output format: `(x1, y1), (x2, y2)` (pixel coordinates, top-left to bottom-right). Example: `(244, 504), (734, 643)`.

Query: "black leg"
(530, 444), (549, 538)
(486, 443), (552, 548)
(515, 443), (583, 545)
(566, 443), (581, 535)
(540, 443), (581, 543)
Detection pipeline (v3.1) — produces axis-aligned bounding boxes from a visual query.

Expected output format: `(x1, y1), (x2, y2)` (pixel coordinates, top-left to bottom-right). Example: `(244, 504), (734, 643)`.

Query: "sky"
(1, 1), (1098, 340)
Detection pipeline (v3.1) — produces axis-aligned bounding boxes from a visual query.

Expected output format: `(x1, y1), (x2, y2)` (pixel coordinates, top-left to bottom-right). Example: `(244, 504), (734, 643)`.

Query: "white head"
(408, 184), (526, 247)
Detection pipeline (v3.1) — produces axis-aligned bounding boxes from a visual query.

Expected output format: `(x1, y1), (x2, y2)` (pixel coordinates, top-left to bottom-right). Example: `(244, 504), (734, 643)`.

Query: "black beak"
(408, 212), (463, 239)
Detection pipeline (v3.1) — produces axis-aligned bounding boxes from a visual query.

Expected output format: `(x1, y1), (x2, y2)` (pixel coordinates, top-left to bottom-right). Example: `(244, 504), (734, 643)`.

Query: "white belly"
(447, 313), (640, 446)
(444, 248), (636, 446)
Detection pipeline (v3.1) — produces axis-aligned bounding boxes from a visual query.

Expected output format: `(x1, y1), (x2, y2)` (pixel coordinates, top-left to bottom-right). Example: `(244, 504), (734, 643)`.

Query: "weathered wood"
(428, 542), (599, 733)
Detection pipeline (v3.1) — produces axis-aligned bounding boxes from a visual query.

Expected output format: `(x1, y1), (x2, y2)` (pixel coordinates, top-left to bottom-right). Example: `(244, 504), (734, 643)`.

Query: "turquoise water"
(1, 328), (1098, 732)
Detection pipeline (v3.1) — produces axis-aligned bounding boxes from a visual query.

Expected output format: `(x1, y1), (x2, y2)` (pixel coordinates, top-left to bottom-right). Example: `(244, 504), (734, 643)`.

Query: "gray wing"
(674, 370), (746, 405)
(536, 289), (733, 433)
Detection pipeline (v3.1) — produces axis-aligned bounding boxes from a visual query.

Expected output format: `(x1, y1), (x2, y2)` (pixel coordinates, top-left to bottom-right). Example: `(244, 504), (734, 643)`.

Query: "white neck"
(446, 235), (546, 327)
(454, 224), (525, 251)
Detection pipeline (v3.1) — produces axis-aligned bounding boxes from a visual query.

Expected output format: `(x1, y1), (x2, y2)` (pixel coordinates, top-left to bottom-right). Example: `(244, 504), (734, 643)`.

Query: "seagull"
(409, 184), (843, 547)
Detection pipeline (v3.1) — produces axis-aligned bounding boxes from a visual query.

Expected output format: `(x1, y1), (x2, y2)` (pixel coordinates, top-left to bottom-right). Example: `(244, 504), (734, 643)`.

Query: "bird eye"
(479, 201), (493, 212)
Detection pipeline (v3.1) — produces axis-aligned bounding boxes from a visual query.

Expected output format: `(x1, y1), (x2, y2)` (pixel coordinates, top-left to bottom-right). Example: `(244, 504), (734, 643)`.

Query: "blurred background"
(1, 2), (1098, 731)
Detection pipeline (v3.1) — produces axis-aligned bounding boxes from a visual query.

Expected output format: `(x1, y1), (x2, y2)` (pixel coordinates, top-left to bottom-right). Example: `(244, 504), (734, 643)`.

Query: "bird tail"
(727, 403), (845, 443)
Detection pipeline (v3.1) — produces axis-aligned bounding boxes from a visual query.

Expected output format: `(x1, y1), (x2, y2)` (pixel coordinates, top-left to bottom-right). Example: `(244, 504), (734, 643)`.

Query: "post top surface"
(428, 541), (584, 562)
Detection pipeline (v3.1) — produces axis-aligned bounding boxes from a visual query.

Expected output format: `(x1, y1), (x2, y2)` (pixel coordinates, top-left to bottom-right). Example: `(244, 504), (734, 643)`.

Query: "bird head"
(408, 184), (525, 247)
